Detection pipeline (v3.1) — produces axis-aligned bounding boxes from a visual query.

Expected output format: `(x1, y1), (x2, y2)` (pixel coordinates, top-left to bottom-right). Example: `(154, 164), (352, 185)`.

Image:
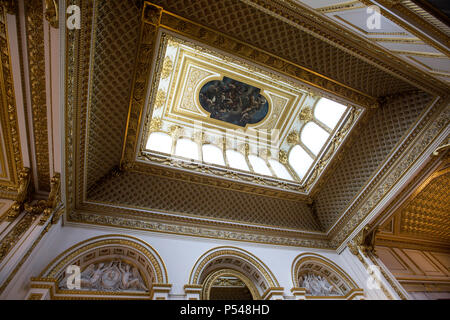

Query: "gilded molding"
(347, 232), (408, 300)
(44, 0), (58, 28)
(69, 209), (331, 249)
(0, 0), (15, 15)
(23, 172), (61, 225)
(330, 97), (450, 247)
(190, 247), (279, 288)
(159, 10), (379, 109)
(291, 252), (359, 290)
(43, 237), (167, 284)
(0, 212), (36, 263)
(201, 268), (260, 300)
(131, 160), (311, 201)
(121, 2), (161, 166)
(7, 167), (31, 221)
(0, 220), (51, 294)
(0, 5), (24, 198)
(25, 0), (51, 191)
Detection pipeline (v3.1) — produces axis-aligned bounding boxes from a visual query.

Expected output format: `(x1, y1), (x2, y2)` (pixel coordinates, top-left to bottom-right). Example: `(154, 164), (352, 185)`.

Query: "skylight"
(314, 98), (347, 129)
(248, 155), (273, 176)
(202, 144), (225, 166)
(301, 122), (329, 155)
(226, 150), (250, 172)
(140, 34), (362, 194)
(175, 138), (200, 160)
(289, 145), (314, 179)
(146, 132), (172, 154)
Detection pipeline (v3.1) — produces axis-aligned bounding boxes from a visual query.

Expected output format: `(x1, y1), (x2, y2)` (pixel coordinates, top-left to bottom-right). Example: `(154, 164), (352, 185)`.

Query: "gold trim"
(121, 2), (161, 166)
(44, 0), (58, 28)
(0, 5), (24, 197)
(189, 246), (279, 288)
(40, 234), (168, 284)
(159, 10), (379, 109)
(291, 252), (359, 289)
(329, 96), (449, 245)
(317, 1), (364, 14)
(25, 0), (51, 191)
(202, 268), (260, 300)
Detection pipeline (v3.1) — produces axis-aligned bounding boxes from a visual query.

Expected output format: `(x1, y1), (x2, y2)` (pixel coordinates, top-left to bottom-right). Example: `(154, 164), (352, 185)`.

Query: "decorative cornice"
(68, 209), (331, 249)
(134, 155), (311, 201)
(332, 98), (449, 247)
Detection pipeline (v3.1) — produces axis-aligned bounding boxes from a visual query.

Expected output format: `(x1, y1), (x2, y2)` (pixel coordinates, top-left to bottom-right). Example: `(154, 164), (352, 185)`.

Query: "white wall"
(1, 221), (390, 300)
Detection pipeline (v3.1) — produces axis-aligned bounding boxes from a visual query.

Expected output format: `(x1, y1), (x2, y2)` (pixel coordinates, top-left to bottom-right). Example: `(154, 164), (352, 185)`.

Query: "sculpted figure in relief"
(300, 273), (339, 296)
(59, 260), (148, 292)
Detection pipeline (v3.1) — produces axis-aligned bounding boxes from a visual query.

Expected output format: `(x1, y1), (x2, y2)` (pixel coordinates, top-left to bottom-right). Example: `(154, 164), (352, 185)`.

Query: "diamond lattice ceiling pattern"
(67, 0), (448, 249)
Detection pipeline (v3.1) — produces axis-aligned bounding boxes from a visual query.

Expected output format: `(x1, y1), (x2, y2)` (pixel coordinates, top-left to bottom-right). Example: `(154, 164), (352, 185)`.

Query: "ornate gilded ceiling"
(374, 155), (450, 252)
(61, 0), (449, 249)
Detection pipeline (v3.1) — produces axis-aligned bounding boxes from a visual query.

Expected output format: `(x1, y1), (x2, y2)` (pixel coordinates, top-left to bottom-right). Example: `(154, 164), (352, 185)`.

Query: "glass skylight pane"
(289, 145), (313, 179)
(146, 132), (172, 154)
(314, 98), (347, 129)
(226, 150), (250, 172)
(202, 144), (225, 166)
(175, 138), (200, 160)
(268, 159), (293, 181)
(248, 155), (272, 176)
(301, 122), (329, 155)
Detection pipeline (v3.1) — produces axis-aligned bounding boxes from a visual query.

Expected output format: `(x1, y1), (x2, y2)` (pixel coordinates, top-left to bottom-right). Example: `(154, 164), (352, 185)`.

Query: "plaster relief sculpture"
(300, 273), (340, 296)
(59, 260), (148, 292)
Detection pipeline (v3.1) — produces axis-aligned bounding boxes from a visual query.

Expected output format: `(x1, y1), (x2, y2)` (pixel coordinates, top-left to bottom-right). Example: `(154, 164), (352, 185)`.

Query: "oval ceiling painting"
(199, 77), (269, 127)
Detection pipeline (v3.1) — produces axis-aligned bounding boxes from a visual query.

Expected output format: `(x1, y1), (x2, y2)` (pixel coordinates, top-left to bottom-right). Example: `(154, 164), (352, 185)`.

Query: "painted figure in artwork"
(199, 77), (269, 127)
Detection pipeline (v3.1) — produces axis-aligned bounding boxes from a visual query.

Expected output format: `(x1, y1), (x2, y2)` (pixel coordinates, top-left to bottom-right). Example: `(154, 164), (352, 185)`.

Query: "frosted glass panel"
(175, 138), (200, 160)
(226, 150), (250, 171)
(248, 155), (272, 176)
(268, 159), (293, 181)
(314, 98), (347, 129)
(146, 132), (172, 154)
(301, 122), (329, 155)
(289, 145), (313, 179)
(202, 144), (225, 166)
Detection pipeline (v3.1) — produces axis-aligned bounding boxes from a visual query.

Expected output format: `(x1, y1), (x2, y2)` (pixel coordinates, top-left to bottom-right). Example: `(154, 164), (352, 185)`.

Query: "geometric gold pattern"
(62, 0), (449, 250)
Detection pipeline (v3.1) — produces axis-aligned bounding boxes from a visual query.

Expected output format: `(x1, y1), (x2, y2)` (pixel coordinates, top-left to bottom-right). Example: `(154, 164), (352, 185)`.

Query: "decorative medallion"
(287, 131), (300, 145)
(299, 107), (313, 122)
(199, 77), (269, 127)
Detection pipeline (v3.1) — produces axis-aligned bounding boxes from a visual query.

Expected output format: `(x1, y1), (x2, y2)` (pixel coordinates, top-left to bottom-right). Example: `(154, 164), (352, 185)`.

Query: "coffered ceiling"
(62, 0), (449, 250)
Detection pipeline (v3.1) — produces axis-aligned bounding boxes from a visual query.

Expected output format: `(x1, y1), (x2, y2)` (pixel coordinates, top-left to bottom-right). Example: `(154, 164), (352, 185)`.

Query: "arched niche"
(187, 247), (281, 300)
(28, 235), (169, 300)
(291, 253), (364, 300)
